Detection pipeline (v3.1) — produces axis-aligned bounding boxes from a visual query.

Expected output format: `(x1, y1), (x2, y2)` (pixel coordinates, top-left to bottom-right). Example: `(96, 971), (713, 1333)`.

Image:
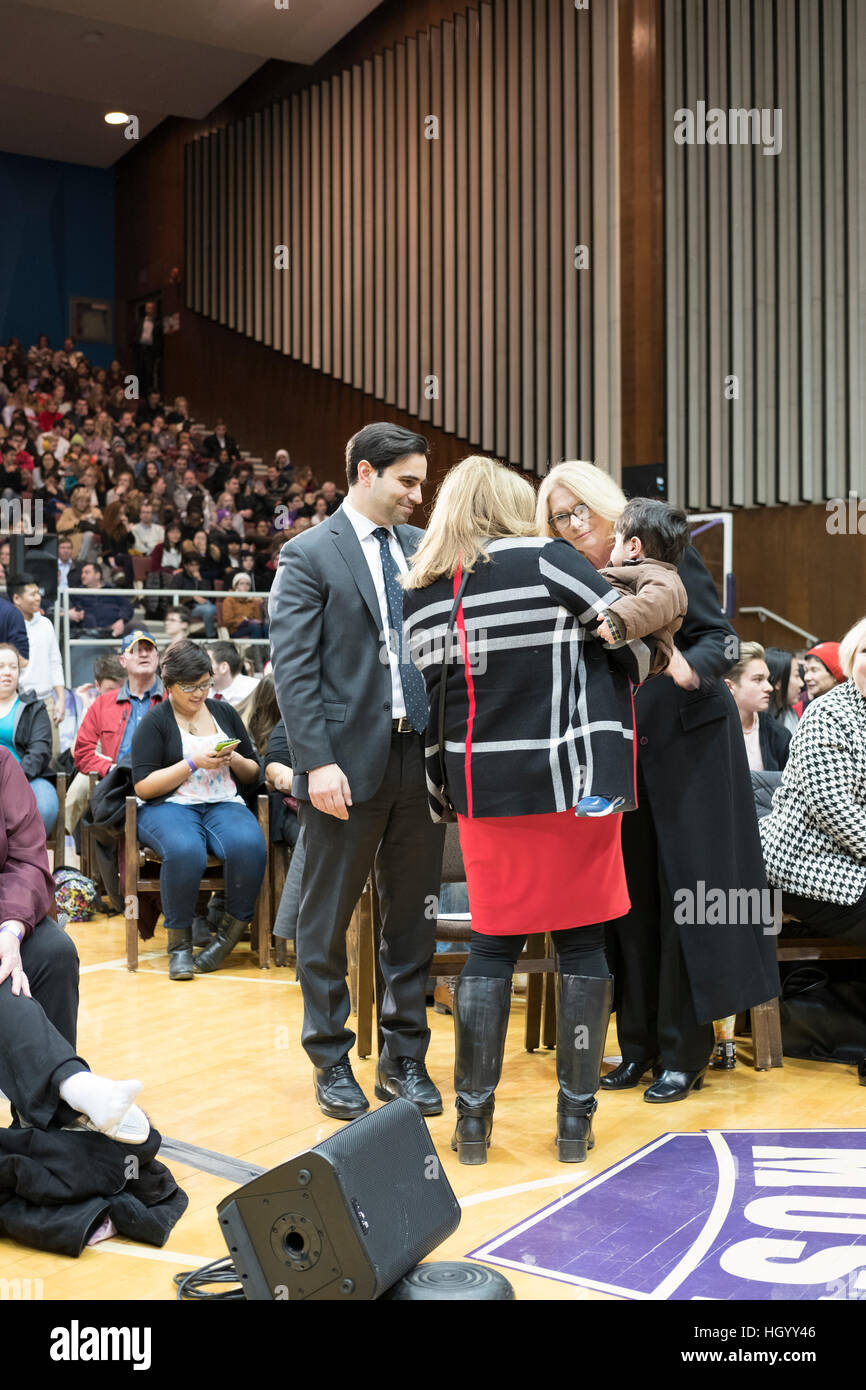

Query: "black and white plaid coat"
(759, 679), (866, 906)
(402, 537), (653, 821)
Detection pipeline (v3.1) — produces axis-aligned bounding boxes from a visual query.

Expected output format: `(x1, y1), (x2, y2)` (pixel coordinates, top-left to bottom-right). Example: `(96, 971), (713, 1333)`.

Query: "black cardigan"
(10, 690), (53, 780)
(130, 697), (262, 807)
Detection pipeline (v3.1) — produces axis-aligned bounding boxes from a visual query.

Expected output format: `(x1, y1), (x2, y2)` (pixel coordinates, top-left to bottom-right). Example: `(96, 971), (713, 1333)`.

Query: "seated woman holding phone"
(131, 639), (268, 981)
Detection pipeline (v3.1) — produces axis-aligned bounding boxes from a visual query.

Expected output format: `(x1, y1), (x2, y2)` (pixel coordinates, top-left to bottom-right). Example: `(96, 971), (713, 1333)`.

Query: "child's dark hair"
(614, 497), (690, 567)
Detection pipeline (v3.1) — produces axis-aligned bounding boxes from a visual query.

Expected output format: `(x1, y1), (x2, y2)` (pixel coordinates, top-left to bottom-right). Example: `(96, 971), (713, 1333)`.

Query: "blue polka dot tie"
(373, 527), (428, 733)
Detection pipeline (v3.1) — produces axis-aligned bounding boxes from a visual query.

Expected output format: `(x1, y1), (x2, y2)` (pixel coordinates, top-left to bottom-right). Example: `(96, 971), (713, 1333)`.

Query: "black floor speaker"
(217, 1098), (461, 1300)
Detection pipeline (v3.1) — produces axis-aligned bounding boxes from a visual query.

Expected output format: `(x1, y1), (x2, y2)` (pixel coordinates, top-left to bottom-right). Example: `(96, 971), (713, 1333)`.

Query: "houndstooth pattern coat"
(759, 679), (866, 906)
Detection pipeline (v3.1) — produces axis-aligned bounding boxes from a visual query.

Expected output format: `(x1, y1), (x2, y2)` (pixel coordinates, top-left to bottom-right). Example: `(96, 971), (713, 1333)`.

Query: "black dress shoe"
(375, 1058), (443, 1115)
(644, 1068), (707, 1103)
(600, 1059), (660, 1090)
(314, 1061), (370, 1120)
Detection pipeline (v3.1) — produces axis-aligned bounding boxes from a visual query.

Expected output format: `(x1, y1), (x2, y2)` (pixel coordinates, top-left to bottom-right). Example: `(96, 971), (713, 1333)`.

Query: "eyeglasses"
(549, 502), (591, 532)
(176, 681), (211, 695)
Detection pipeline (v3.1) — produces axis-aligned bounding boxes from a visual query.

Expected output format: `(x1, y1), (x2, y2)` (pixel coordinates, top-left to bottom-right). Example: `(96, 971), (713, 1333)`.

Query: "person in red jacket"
(0, 749), (149, 1141)
(72, 632), (163, 778)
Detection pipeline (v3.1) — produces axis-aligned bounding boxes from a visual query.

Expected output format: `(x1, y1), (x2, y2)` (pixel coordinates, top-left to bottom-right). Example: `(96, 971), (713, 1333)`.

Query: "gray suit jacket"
(268, 505), (424, 804)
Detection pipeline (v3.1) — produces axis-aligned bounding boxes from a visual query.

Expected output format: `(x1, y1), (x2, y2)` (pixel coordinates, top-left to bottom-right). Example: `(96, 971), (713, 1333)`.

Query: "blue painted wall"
(0, 152), (115, 366)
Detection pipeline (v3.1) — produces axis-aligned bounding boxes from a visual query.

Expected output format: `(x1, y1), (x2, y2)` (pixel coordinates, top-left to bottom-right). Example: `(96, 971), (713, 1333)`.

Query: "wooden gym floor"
(1, 912), (861, 1302)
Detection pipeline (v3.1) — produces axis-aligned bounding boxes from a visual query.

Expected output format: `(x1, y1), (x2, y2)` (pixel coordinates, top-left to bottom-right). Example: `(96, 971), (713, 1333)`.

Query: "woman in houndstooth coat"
(760, 617), (866, 939)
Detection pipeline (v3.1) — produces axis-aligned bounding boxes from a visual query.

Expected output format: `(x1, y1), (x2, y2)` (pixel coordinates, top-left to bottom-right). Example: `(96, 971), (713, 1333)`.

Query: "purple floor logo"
(471, 1130), (866, 1300)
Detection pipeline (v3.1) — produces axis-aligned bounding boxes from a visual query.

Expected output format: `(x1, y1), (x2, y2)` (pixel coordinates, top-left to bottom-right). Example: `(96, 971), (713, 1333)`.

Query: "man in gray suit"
(268, 423), (445, 1119)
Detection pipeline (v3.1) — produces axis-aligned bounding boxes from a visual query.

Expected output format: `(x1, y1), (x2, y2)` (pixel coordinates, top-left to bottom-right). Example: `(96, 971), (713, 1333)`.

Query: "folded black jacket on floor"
(0, 1123), (188, 1258)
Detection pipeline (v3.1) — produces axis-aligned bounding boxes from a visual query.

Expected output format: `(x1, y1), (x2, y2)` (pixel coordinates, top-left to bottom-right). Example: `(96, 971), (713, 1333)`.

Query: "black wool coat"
(629, 546), (780, 1022)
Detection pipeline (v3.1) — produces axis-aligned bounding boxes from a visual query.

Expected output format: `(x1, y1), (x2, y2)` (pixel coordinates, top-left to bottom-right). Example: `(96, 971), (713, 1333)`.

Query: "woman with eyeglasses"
(130, 640), (267, 981)
(536, 461), (779, 1102)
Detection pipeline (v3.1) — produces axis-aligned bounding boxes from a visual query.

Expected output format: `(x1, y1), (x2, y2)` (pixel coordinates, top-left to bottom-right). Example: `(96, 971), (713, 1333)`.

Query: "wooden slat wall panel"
(320, 85), (331, 375)
(184, 0), (622, 479)
(576, 5), (593, 460)
(467, 11), (482, 449)
(395, 43), (409, 413)
(330, 76), (342, 382)
(362, 62), (375, 400)
(260, 111), (272, 350)
(848, 0), (866, 489)
(492, 1), (508, 457)
(310, 88), (321, 371)
(417, 33), (431, 426)
(505, 0), (521, 464)
(663, 0), (866, 507)
(352, 65), (365, 391)
(341, 69), (353, 385)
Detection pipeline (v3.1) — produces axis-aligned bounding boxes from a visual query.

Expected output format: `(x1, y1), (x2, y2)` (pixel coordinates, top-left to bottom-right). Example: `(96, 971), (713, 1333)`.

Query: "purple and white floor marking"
(470, 1129), (866, 1300)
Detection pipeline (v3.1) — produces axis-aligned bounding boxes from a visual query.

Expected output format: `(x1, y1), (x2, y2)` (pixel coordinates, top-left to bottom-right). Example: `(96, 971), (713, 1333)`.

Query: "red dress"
(456, 808), (630, 936)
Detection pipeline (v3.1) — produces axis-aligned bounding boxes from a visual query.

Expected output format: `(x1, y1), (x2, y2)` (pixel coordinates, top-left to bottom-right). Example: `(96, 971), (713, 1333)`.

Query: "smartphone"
(214, 738), (241, 752)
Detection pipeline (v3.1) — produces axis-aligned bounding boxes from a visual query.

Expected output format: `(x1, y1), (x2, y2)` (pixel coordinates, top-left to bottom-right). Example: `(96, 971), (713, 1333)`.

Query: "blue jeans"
(30, 778), (58, 836)
(189, 601), (217, 638)
(136, 800), (267, 931)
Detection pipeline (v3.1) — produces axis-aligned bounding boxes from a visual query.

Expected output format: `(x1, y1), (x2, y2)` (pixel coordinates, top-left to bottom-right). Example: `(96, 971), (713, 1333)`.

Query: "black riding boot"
(194, 912), (248, 973)
(556, 974), (614, 1163)
(451, 976), (511, 1165)
(167, 929), (195, 981)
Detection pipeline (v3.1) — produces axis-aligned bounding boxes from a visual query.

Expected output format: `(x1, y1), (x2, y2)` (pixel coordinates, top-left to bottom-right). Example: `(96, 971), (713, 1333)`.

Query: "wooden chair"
(270, 840), (296, 969)
(46, 771), (67, 869)
(131, 555), (154, 584)
(739, 918), (866, 1069)
(79, 772), (100, 883)
(122, 793), (272, 971)
(348, 823), (558, 1059)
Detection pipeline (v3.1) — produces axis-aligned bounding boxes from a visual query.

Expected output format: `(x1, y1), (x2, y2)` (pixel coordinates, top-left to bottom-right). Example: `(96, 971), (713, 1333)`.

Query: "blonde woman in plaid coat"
(403, 457), (657, 1165)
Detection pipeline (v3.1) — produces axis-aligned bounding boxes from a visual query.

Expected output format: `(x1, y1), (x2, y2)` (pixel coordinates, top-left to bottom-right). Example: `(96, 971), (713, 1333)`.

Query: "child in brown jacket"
(578, 496), (690, 816)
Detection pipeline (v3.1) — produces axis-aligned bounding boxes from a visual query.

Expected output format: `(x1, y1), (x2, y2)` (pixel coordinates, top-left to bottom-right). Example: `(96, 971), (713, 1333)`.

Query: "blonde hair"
(403, 455), (538, 590)
(839, 618), (866, 678)
(535, 460), (627, 538)
(726, 641), (766, 684)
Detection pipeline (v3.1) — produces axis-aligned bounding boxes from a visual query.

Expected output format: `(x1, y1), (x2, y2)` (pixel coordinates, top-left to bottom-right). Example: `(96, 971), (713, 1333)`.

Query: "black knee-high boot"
(451, 976), (511, 1165)
(556, 974), (614, 1163)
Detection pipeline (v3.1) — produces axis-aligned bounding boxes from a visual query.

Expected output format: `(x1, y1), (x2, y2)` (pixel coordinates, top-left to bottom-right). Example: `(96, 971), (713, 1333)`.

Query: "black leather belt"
(391, 717), (417, 734)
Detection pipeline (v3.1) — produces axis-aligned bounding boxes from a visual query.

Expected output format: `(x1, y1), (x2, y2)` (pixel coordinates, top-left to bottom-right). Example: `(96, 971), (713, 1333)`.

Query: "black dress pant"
(296, 732), (445, 1069)
(606, 779), (714, 1071)
(0, 920), (88, 1129)
(781, 887), (866, 942)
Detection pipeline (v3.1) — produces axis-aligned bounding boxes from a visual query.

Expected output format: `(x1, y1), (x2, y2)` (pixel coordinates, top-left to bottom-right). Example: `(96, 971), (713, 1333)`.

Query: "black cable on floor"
(173, 1256), (246, 1300)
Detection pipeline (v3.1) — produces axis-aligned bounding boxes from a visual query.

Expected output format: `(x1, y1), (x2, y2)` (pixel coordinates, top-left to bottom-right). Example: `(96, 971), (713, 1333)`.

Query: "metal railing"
(738, 606), (819, 647)
(55, 586), (270, 686)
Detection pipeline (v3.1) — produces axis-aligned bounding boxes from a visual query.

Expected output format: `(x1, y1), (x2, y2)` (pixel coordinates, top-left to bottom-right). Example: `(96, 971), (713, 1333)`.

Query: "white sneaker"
(63, 1105), (151, 1145)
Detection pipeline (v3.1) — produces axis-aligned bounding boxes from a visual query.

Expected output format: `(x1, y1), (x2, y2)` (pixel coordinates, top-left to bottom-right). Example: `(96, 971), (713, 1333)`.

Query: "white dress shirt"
(340, 498), (407, 719)
(19, 613), (65, 701)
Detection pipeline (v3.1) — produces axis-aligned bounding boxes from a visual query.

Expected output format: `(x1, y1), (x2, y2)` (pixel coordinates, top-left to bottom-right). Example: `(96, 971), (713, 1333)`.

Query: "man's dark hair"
(614, 498), (691, 567)
(344, 422), (429, 488)
(94, 654), (125, 683)
(80, 560), (102, 582)
(165, 606), (190, 627)
(6, 572), (39, 601)
(161, 639), (212, 688)
(209, 640), (243, 677)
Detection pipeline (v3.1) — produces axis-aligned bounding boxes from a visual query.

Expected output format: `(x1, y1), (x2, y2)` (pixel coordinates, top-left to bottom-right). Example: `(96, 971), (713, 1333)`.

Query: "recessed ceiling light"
(104, 112), (128, 125)
(81, 30), (104, 43)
